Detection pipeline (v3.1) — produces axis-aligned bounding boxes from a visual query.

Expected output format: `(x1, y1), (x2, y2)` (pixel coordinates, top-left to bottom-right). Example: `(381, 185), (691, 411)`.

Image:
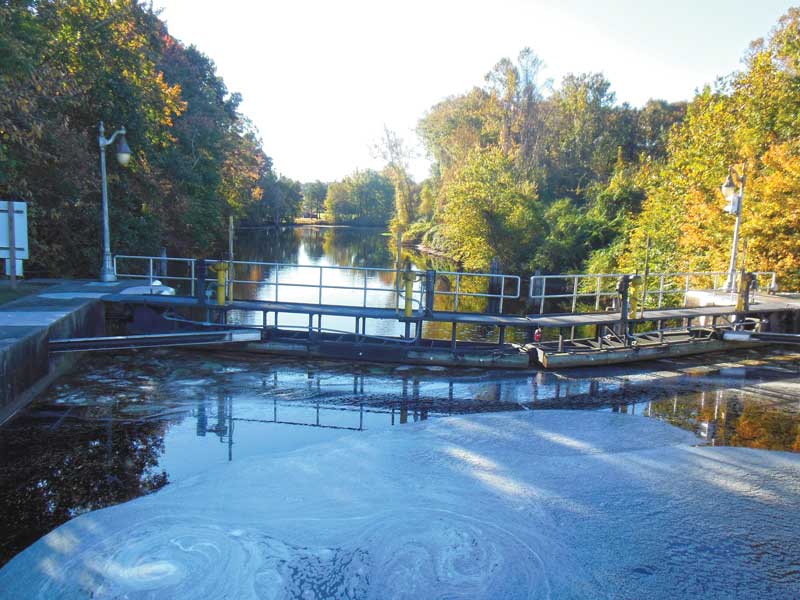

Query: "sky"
(152, 0), (795, 183)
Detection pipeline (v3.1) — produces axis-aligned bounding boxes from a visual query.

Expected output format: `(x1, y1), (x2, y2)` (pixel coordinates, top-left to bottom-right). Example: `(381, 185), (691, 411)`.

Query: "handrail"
(114, 255), (778, 317)
(433, 271), (521, 312)
(114, 255), (426, 311)
(528, 270), (777, 314)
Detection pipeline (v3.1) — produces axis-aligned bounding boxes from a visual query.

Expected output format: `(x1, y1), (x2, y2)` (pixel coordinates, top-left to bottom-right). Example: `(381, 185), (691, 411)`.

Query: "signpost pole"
(7, 201), (16, 289)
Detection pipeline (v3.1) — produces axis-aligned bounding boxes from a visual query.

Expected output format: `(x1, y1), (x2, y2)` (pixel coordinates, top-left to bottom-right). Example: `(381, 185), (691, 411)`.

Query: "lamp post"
(721, 165), (745, 292)
(98, 121), (131, 282)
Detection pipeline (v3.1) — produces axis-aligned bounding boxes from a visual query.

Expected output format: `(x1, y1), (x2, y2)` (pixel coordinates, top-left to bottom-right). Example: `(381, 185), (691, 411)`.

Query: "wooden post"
(160, 247), (167, 278)
(424, 270), (436, 313)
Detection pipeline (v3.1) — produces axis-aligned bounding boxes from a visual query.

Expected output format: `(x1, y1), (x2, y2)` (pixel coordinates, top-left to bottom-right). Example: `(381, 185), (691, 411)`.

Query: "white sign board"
(0, 201), (29, 260)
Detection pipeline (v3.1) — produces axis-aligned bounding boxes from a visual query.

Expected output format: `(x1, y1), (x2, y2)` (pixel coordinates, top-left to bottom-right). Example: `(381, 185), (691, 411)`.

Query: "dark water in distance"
(1, 226), (799, 568)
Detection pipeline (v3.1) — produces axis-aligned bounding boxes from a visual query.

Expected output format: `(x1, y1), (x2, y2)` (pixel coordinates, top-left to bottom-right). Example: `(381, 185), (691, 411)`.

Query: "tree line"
(397, 49), (684, 274)
(0, 0), (302, 277)
(390, 8), (800, 289)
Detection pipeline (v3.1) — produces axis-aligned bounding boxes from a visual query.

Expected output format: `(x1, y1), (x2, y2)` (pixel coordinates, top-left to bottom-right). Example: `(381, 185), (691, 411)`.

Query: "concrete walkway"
(0, 279), (146, 424)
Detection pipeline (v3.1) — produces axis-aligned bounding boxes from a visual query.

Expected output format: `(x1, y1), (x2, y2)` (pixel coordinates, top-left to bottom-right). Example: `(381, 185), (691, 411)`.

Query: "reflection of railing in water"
(191, 392), (439, 462)
(238, 399), (366, 431)
(189, 367), (800, 458)
(195, 392), (234, 461)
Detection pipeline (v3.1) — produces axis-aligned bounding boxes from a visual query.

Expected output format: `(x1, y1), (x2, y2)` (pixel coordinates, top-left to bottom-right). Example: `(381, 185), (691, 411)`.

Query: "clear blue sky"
(152, 0), (794, 182)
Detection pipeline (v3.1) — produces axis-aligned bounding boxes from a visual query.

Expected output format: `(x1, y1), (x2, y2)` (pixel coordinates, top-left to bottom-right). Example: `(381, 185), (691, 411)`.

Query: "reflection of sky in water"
(2, 348), (800, 566)
(226, 226), (527, 341)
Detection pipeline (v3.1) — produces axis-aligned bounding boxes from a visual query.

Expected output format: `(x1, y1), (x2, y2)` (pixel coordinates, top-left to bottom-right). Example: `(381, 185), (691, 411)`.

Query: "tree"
(440, 147), (544, 271)
(374, 127), (415, 229)
(302, 181), (327, 218)
(323, 170), (393, 225)
(251, 175), (302, 225)
(605, 8), (800, 288)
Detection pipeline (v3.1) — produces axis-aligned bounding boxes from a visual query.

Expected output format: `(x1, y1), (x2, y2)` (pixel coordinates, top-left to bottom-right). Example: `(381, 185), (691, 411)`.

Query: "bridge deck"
(105, 292), (800, 329)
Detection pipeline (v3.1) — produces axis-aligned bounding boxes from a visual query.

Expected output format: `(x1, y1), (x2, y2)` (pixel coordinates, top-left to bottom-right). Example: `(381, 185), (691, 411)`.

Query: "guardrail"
(115, 255), (198, 294)
(114, 255), (777, 317)
(228, 260), (422, 310)
(114, 256), (521, 313)
(528, 270), (777, 314)
(115, 255), (425, 311)
(433, 271), (521, 313)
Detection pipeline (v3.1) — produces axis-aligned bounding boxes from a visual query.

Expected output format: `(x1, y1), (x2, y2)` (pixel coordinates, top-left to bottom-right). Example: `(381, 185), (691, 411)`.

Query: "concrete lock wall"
(0, 298), (105, 424)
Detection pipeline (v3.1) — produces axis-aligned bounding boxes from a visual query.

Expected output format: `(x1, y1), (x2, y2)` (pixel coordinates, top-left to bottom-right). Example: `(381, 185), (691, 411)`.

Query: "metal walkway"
(77, 255), (800, 367)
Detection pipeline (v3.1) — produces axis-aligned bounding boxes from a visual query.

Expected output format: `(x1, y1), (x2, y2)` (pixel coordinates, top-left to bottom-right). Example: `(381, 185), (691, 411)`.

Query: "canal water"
(1, 226), (799, 570)
(226, 225), (530, 342)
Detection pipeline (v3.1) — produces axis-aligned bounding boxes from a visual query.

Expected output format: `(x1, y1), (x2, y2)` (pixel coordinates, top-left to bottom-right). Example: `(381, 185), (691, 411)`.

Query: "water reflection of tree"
(302, 227), (326, 260)
(322, 228), (393, 267)
(646, 391), (800, 452)
(236, 226), (301, 264)
(0, 412), (169, 567)
(729, 404), (800, 451)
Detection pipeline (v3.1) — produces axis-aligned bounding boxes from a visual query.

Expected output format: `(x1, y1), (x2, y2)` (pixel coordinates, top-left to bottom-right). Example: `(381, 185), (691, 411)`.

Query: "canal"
(0, 226), (799, 588)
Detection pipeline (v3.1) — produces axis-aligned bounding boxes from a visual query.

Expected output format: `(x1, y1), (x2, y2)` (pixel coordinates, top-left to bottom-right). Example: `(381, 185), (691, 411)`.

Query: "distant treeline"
(0, 1), (302, 277)
(380, 9), (800, 289)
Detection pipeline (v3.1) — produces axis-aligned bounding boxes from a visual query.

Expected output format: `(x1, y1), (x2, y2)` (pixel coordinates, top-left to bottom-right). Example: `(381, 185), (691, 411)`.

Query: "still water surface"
(227, 226), (528, 342)
(1, 226), (799, 568)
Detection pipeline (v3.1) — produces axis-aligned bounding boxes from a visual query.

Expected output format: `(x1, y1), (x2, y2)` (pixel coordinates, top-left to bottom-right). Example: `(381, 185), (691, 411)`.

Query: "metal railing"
(115, 255), (425, 311)
(114, 256), (777, 317)
(227, 260), (422, 311)
(115, 255), (198, 294)
(433, 271), (521, 313)
(528, 270), (777, 314)
(114, 256), (523, 314)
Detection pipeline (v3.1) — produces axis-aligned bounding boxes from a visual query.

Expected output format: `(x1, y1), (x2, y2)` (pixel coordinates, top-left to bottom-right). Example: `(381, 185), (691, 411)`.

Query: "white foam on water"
(1, 410), (799, 599)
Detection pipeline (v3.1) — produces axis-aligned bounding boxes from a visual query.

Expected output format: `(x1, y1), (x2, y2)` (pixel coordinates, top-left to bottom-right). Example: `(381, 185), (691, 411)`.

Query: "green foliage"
(373, 127), (415, 230)
(605, 7), (800, 288)
(411, 47), (684, 274)
(0, 0), (273, 276)
(439, 147), (544, 271)
(401, 219), (433, 245)
(301, 181), (327, 217)
(324, 170), (394, 225)
(248, 175), (302, 226)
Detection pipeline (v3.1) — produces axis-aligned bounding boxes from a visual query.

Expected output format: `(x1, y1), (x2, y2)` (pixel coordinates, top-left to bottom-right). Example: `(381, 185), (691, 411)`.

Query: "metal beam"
(50, 329), (262, 352)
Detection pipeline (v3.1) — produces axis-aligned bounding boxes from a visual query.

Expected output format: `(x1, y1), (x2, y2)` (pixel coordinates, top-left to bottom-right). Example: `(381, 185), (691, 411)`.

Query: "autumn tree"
(606, 8), (800, 288)
(0, 0), (274, 276)
(439, 147), (544, 270)
(324, 170), (394, 225)
(374, 127), (415, 230)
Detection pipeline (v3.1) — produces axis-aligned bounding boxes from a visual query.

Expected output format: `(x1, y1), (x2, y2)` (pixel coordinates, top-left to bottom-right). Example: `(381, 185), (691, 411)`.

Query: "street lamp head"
(115, 132), (131, 167)
(721, 172), (737, 203)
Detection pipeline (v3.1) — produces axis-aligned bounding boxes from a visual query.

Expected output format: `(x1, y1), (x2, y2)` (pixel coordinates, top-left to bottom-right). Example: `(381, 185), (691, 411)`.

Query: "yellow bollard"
(210, 262), (228, 306)
(402, 260), (415, 317)
(736, 272), (754, 312)
(628, 275), (642, 319)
